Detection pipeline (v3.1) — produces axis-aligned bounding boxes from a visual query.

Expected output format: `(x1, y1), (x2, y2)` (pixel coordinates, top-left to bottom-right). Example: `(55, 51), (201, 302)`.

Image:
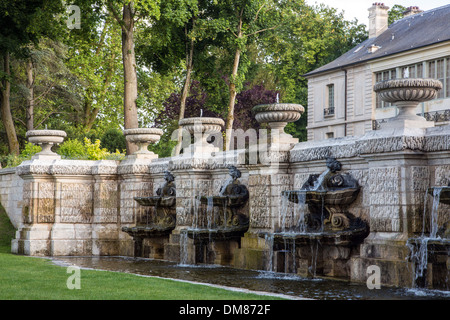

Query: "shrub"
(21, 142), (42, 158)
(58, 139), (86, 160)
(58, 137), (125, 161)
(83, 138), (110, 160)
(101, 128), (126, 153)
(0, 142), (42, 168)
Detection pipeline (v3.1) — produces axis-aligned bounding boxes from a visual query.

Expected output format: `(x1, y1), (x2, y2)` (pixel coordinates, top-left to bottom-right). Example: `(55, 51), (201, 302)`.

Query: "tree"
(206, 0), (281, 150)
(233, 84), (278, 131)
(154, 80), (217, 156)
(0, 0), (65, 154)
(65, 10), (123, 133)
(139, 0), (226, 155)
(106, 0), (161, 154)
(388, 5), (407, 25)
(12, 39), (81, 134)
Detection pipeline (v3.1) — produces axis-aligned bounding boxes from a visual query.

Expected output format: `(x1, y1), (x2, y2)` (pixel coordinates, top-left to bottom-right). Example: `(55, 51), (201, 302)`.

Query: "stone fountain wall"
(2, 124), (450, 287)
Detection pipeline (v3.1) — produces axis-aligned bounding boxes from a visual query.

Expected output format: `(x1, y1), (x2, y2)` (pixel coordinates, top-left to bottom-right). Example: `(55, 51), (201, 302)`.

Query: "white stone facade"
(305, 5), (450, 142)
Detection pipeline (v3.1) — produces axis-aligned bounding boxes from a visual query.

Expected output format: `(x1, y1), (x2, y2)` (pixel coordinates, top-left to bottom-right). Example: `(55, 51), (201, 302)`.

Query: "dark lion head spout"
(326, 157), (342, 173)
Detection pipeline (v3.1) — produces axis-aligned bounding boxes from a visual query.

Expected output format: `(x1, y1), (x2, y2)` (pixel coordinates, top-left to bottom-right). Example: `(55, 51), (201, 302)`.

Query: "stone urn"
(26, 129), (67, 160)
(252, 103), (304, 147)
(123, 128), (163, 159)
(179, 117), (224, 155)
(373, 78), (442, 129)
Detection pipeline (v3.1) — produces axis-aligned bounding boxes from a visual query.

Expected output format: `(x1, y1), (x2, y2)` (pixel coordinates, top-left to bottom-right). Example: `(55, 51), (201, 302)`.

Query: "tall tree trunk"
(122, 2), (139, 154)
(0, 52), (20, 155)
(174, 24), (195, 156)
(225, 21), (243, 151)
(26, 59), (34, 131)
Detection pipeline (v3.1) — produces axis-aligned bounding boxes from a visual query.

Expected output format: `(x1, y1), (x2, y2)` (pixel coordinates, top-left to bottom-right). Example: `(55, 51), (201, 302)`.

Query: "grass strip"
(0, 203), (283, 300)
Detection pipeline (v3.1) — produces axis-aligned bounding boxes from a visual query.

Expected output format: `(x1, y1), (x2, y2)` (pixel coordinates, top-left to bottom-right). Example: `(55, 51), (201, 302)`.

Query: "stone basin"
(252, 103), (304, 124)
(252, 103), (304, 147)
(134, 196), (176, 208)
(282, 188), (360, 206)
(428, 186), (450, 205)
(179, 117), (224, 134)
(122, 225), (175, 238)
(179, 117), (224, 154)
(267, 222), (369, 247)
(184, 223), (249, 241)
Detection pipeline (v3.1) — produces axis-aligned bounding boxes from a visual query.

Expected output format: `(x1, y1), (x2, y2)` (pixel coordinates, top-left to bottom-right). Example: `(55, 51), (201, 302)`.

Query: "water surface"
(53, 256), (450, 300)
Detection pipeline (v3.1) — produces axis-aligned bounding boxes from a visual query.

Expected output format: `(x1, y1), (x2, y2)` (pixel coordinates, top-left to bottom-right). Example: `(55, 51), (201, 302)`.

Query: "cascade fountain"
(178, 166), (249, 265)
(121, 171), (176, 258)
(260, 157), (369, 278)
(407, 182), (450, 290)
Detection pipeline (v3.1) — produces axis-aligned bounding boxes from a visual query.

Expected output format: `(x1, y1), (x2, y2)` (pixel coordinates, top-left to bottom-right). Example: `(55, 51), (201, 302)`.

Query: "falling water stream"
(273, 187), (325, 278)
(407, 187), (449, 289)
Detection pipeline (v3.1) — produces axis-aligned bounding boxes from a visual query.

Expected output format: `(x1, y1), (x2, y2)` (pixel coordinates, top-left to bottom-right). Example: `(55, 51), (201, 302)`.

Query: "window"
(326, 132), (334, 139)
(324, 84), (335, 117)
(447, 58), (450, 98)
(428, 58), (447, 99)
(400, 63), (423, 78)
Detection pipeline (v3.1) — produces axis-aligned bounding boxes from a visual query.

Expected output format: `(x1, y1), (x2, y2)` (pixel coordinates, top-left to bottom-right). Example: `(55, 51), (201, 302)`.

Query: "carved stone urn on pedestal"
(252, 103), (304, 150)
(373, 78), (442, 129)
(26, 130), (67, 160)
(179, 117), (225, 155)
(123, 128), (163, 159)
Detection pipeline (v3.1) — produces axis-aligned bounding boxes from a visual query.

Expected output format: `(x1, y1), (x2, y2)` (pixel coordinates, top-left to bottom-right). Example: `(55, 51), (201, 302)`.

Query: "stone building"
(304, 3), (450, 141)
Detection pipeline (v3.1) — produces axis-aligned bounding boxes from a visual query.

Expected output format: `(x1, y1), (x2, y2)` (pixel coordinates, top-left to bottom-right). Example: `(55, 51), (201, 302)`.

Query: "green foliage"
(83, 138), (110, 160)
(58, 138), (86, 160)
(20, 142), (42, 158)
(0, 203), (16, 253)
(58, 138), (125, 161)
(1, 154), (24, 168)
(388, 5), (407, 25)
(100, 128), (127, 153)
(0, 142), (42, 168)
(0, 0), (369, 159)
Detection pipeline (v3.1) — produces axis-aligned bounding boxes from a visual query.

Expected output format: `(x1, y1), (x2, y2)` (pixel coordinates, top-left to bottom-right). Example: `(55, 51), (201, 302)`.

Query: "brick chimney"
(403, 6), (423, 17)
(368, 3), (390, 39)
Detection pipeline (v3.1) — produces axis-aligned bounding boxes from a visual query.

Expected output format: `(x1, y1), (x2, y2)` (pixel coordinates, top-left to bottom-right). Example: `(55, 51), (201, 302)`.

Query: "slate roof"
(304, 4), (450, 77)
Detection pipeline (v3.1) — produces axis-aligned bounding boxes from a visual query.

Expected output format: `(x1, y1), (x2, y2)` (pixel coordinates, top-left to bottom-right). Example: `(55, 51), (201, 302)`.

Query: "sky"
(305, 0), (450, 26)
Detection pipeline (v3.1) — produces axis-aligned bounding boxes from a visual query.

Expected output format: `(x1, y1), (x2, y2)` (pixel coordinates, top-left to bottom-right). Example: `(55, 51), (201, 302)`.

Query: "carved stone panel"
(119, 180), (153, 224)
(37, 182), (55, 223)
(94, 181), (119, 223)
(60, 183), (93, 223)
(368, 167), (402, 232)
(248, 175), (270, 229)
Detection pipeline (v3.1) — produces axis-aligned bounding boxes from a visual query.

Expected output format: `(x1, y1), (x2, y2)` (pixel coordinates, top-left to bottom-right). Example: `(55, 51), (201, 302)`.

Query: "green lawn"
(0, 204), (283, 300)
